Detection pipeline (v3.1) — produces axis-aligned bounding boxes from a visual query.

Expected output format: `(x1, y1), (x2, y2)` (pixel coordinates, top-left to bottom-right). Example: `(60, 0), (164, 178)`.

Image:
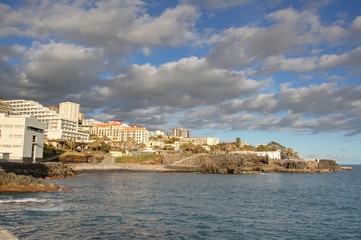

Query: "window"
(27, 126), (44, 133)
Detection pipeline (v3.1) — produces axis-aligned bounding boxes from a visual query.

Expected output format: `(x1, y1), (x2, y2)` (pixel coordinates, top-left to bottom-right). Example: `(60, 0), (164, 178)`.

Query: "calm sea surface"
(1, 165), (361, 239)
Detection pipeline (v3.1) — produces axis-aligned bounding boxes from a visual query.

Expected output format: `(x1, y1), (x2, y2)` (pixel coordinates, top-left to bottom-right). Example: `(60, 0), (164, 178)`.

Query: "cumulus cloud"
(207, 8), (348, 69)
(0, 42), (104, 103)
(184, 0), (249, 9)
(1, 1), (360, 137)
(178, 83), (361, 136)
(0, 1), (199, 59)
(79, 57), (268, 110)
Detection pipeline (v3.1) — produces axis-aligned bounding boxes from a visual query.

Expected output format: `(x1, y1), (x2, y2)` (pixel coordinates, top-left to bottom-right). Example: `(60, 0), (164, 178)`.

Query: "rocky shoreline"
(0, 162), (75, 192)
(70, 154), (348, 174)
(0, 154), (351, 192)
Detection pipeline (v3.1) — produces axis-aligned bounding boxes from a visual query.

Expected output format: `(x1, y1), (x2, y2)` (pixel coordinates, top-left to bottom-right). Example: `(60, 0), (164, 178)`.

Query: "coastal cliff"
(165, 154), (341, 174)
(0, 162), (74, 192)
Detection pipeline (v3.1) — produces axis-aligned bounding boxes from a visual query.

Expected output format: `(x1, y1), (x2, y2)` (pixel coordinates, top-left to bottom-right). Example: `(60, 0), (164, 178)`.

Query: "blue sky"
(0, 0), (360, 164)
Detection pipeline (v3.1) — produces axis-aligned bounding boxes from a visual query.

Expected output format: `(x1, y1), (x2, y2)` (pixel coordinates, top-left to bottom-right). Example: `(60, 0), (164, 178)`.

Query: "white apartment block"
(0, 113), (45, 163)
(91, 120), (149, 144)
(185, 137), (220, 146)
(172, 128), (189, 138)
(4, 99), (89, 142)
(230, 150), (282, 160)
(59, 101), (80, 123)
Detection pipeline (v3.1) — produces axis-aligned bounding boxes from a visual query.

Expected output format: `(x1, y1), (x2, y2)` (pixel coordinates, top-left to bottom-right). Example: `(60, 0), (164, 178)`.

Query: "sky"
(0, 0), (360, 164)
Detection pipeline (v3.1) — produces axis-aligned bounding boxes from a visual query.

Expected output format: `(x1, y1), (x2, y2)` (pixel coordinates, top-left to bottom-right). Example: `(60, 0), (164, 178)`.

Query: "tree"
(99, 141), (110, 152)
(88, 139), (102, 151)
(180, 143), (207, 154)
(66, 140), (76, 151)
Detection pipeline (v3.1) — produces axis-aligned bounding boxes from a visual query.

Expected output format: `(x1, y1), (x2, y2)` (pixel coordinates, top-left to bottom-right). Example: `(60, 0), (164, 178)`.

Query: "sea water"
(1, 165), (361, 239)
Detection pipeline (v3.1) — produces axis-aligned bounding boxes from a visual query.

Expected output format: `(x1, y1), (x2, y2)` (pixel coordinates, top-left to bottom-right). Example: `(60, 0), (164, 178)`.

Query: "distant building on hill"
(0, 113), (44, 163)
(230, 150), (281, 160)
(91, 120), (149, 144)
(59, 101), (80, 123)
(172, 127), (189, 138)
(185, 137), (219, 146)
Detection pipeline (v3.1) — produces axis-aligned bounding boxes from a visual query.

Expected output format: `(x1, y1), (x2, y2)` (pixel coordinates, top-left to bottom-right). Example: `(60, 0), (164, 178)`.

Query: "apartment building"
(185, 137), (220, 146)
(172, 128), (189, 138)
(59, 101), (79, 123)
(4, 99), (89, 142)
(91, 120), (149, 144)
(0, 113), (45, 162)
(0, 100), (12, 114)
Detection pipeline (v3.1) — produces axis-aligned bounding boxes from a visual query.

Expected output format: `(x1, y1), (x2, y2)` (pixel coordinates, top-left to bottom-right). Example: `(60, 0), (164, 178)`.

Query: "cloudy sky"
(1, 0), (360, 163)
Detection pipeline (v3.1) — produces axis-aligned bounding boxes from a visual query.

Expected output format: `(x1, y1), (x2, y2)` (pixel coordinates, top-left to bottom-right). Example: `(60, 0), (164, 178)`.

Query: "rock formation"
(165, 154), (341, 174)
(0, 162), (74, 192)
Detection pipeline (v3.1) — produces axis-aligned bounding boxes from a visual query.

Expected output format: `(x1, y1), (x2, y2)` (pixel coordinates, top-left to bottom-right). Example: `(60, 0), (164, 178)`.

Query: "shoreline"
(67, 163), (173, 172)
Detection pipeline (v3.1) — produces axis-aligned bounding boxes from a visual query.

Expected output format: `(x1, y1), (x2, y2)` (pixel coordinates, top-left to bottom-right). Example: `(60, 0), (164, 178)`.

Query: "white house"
(230, 150), (282, 160)
(0, 113), (45, 163)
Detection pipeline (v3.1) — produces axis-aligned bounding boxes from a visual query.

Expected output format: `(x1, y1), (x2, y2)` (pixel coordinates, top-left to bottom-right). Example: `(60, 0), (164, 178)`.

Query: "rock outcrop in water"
(0, 162), (74, 192)
(165, 154), (340, 174)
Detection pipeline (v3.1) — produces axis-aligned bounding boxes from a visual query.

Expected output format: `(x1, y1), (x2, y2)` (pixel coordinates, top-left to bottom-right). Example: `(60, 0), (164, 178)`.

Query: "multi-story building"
(91, 120), (149, 144)
(185, 137), (219, 146)
(0, 113), (45, 162)
(0, 100), (12, 114)
(172, 128), (189, 138)
(4, 99), (88, 142)
(59, 101), (80, 123)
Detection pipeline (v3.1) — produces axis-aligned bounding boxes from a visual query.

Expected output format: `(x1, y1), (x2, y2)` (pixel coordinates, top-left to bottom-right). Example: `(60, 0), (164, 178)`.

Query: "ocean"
(1, 165), (360, 239)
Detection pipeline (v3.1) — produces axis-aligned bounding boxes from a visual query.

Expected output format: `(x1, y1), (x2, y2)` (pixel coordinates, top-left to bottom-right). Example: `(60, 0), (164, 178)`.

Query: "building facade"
(230, 150), (282, 160)
(59, 101), (80, 123)
(0, 113), (45, 162)
(91, 120), (149, 144)
(185, 137), (220, 146)
(4, 99), (88, 142)
(172, 128), (189, 138)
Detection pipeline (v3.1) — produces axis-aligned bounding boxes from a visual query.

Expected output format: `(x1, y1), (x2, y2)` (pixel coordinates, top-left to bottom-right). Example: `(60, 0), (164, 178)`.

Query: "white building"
(0, 113), (45, 163)
(185, 137), (220, 146)
(91, 120), (149, 144)
(254, 150), (281, 160)
(59, 101), (80, 123)
(172, 128), (189, 138)
(4, 99), (88, 142)
(230, 150), (281, 160)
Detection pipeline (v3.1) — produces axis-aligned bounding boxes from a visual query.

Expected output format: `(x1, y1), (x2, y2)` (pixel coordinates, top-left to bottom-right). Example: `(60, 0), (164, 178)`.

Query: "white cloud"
(207, 8), (348, 69)
(93, 57), (268, 108)
(184, 0), (249, 9)
(0, 1), (199, 60)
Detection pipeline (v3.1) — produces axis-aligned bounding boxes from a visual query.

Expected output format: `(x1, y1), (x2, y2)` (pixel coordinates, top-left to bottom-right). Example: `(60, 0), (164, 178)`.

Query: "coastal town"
(0, 98), (292, 163)
(0, 97), (350, 194)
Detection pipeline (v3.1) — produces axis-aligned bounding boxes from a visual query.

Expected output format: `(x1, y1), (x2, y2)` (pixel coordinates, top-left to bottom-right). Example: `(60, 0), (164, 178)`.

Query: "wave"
(25, 207), (64, 212)
(0, 198), (48, 204)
